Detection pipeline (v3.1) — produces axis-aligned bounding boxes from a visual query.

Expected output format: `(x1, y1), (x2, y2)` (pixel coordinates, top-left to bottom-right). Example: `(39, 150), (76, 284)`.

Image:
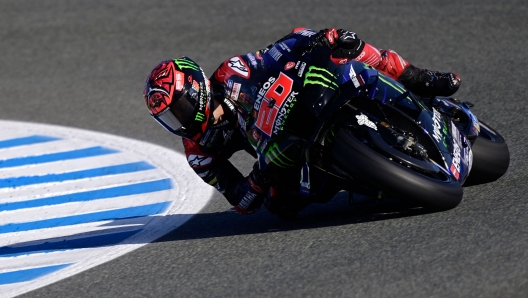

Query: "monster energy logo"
(174, 58), (200, 71)
(195, 112), (205, 121)
(303, 66), (338, 90)
(265, 142), (295, 168)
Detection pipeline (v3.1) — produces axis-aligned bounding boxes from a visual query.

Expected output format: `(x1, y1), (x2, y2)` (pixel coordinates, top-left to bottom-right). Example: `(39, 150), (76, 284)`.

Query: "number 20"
(255, 72), (294, 136)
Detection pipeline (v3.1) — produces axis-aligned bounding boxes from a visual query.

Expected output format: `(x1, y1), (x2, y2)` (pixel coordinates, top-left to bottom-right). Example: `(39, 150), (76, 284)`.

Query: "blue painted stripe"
(0, 135), (60, 149)
(0, 201), (171, 234)
(0, 146), (119, 169)
(0, 161), (155, 189)
(0, 229), (141, 257)
(0, 264), (72, 285)
(0, 179), (173, 212)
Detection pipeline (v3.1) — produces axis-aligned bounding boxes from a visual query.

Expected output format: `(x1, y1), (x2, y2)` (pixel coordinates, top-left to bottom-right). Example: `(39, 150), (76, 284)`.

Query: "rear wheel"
(464, 121), (510, 186)
(332, 127), (463, 210)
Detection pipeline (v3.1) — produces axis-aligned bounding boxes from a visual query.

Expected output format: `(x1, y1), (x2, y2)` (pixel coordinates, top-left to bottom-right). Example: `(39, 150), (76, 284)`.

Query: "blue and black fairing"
(334, 62), (473, 183)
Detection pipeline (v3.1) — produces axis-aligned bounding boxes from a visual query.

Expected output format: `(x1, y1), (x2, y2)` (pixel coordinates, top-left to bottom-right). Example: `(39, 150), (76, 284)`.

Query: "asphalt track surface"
(1, 0), (527, 297)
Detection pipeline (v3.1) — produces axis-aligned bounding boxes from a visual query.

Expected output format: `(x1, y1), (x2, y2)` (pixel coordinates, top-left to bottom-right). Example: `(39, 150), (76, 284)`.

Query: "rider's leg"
(353, 43), (461, 97)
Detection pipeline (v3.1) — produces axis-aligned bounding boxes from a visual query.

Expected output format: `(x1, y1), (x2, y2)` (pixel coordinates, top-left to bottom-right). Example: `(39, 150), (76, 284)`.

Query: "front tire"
(332, 128), (463, 210)
(464, 121), (510, 186)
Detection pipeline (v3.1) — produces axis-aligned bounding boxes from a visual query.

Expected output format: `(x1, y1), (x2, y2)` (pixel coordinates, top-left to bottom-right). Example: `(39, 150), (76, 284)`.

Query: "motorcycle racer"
(143, 28), (461, 218)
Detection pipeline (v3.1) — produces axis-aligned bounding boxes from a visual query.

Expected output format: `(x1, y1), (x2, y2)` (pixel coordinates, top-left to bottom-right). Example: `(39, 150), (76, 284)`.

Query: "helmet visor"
(154, 108), (183, 133)
(152, 92), (199, 138)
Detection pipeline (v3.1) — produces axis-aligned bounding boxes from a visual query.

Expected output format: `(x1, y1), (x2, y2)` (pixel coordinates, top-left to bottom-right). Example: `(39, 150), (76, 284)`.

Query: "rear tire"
(332, 128), (463, 210)
(464, 121), (510, 186)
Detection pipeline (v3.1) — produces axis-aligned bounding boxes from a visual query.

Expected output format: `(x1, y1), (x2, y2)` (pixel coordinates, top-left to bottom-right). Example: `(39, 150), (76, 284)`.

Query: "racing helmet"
(144, 57), (214, 140)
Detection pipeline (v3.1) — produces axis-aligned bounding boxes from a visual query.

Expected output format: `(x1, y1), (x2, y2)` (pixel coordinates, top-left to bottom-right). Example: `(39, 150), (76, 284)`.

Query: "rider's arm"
(280, 27), (410, 81)
(183, 138), (269, 214)
(269, 28), (366, 62)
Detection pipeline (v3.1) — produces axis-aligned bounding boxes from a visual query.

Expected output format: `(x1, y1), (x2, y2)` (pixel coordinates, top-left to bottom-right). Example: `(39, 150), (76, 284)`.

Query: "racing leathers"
(183, 28), (461, 217)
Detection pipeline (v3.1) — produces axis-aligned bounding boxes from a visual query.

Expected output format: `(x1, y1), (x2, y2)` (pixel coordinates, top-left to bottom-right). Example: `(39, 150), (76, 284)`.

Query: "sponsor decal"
(264, 141), (295, 168)
(174, 57), (200, 71)
(303, 66), (338, 90)
(278, 42), (291, 52)
(191, 81), (208, 123)
(195, 112), (205, 122)
(187, 154), (213, 168)
(268, 47), (282, 61)
(432, 108), (443, 143)
(340, 31), (358, 40)
(284, 61), (295, 70)
(294, 61), (301, 69)
(348, 66), (361, 88)
(273, 93), (297, 135)
(227, 56), (250, 78)
(450, 122), (462, 180)
(247, 53), (258, 67)
(230, 82), (242, 102)
(192, 80), (200, 92)
(238, 192), (257, 210)
(254, 72), (297, 136)
(449, 73), (460, 88)
(356, 114), (377, 130)
(222, 97), (236, 113)
(295, 29), (316, 37)
(175, 70), (184, 91)
(297, 62), (306, 77)
(450, 147), (461, 180)
(254, 76), (276, 111)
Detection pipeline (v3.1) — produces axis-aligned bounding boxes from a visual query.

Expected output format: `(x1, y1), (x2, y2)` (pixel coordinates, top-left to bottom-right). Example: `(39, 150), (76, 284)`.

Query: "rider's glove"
(311, 29), (364, 64)
(312, 29), (359, 48)
(331, 29), (364, 64)
(312, 28), (340, 48)
(233, 164), (270, 214)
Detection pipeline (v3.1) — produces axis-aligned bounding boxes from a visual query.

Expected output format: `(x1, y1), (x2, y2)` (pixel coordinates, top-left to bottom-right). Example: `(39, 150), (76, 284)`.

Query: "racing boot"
(398, 65), (461, 97)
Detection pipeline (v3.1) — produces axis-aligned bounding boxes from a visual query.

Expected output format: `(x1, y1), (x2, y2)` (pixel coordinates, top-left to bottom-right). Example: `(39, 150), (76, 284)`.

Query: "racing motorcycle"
(252, 40), (509, 211)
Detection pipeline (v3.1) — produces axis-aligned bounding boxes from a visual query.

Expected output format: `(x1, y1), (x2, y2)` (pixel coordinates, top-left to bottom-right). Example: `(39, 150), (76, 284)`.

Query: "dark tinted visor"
(153, 92), (200, 138)
(171, 91), (197, 127)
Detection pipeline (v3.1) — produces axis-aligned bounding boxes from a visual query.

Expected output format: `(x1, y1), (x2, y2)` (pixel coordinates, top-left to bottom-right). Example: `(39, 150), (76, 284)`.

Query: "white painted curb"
(0, 120), (213, 297)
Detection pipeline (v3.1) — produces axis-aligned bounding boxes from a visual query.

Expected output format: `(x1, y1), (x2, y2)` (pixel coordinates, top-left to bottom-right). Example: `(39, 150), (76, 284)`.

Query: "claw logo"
(174, 57), (200, 71)
(303, 66), (338, 90)
(195, 112), (205, 122)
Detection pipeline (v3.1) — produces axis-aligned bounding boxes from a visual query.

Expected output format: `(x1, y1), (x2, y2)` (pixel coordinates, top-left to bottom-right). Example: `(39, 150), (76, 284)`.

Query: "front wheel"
(464, 121), (510, 186)
(332, 128), (463, 210)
